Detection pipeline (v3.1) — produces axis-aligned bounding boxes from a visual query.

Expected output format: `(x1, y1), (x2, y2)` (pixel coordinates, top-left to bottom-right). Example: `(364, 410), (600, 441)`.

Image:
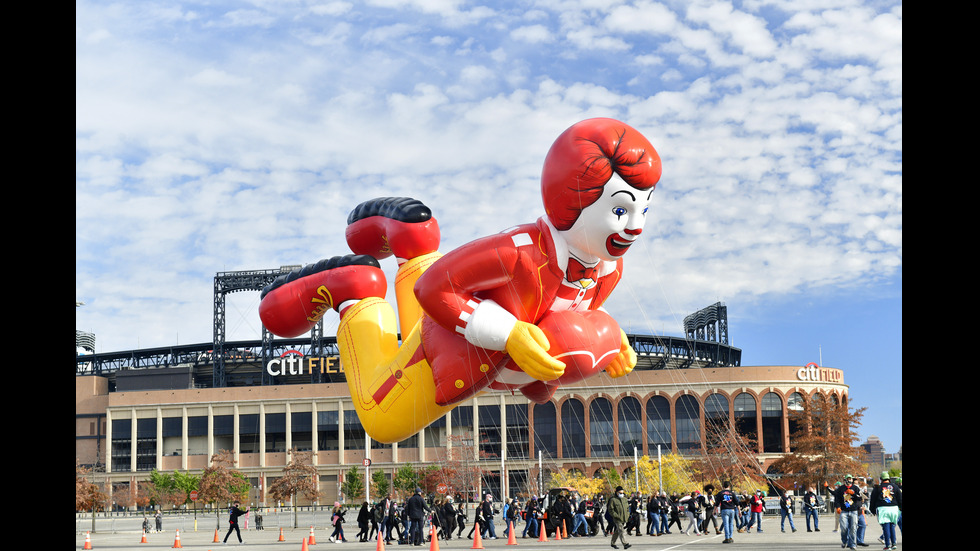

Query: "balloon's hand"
(505, 321), (565, 381)
(605, 330), (636, 378)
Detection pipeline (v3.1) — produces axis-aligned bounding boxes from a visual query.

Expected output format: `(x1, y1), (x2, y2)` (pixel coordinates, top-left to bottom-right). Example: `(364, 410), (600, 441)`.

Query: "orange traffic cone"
(309, 526), (317, 545)
(280, 527), (287, 542)
(140, 529), (148, 543)
(429, 525), (440, 551)
(561, 520), (567, 539)
(471, 527), (484, 549)
(172, 529), (184, 548)
(507, 521), (518, 545)
(377, 526), (386, 551)
(302, 535), (310, 551)
(554, 523), (561, 541)
(538, 523), (548, 542)
(83, 531), (93, 549)
(213, 528), (221, 543)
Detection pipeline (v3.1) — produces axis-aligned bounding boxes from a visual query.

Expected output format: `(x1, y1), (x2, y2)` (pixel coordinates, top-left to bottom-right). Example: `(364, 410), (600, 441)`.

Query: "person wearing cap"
(608, 486), (631, 549)
(834, 474), (864, 549)
(869, 472), (901, 550)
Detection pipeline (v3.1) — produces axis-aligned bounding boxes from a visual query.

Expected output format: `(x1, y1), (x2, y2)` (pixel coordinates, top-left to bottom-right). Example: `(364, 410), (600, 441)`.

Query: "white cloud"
(76, 0), (902, 355)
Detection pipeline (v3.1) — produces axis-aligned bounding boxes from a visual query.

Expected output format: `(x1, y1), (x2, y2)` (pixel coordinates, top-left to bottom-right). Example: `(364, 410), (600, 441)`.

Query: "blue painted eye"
(642, 207), (649, 215)
(612, 206), (626, 216)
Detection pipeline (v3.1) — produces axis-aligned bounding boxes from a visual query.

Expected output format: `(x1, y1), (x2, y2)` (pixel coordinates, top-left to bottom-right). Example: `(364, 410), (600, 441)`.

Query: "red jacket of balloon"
(415, 216), (623, 407)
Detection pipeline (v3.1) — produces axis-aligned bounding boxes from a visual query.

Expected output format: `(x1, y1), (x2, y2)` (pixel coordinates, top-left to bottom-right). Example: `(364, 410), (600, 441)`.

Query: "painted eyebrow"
(611, 189), (637, 201)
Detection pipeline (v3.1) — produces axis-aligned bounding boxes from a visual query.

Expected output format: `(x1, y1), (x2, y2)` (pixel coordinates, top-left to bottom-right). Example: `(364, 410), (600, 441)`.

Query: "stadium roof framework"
(76, 270), (741, 389)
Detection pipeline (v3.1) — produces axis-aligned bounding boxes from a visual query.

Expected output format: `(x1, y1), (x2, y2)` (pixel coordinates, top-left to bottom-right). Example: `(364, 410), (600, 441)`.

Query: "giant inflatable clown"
(259, 118), (662, 443)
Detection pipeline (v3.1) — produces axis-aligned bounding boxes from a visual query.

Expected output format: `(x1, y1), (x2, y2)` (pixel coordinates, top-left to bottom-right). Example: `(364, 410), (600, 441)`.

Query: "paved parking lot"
(75, 521), (902, 550)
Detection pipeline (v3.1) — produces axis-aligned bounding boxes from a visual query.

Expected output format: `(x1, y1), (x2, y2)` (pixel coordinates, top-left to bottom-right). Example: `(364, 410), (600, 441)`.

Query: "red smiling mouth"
(605, 234), (635, 256)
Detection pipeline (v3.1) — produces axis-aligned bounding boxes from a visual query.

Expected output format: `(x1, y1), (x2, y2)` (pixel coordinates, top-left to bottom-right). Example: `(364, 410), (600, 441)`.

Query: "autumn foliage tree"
(770, 394), (867, 489)
(197, 450), (251, 527)
(76, 459), (108, 512)
(698, 424), (767, 492)
(268, 448), (320, 527)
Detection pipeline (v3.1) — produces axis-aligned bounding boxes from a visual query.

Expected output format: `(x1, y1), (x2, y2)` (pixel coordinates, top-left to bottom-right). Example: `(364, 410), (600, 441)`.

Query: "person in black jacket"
(441, 497), (457, 540)
(467, 499), (484, 540)
(667, 493), (683, 533)
(522, 496), (539, 538)
(480, 493), (498, 539)
(834, 474), (863, 550)
(407, 488), (430, 545)
(715, 481), (739, 543)
(869, 472), (901, 550)
(223, 501), (249, 544)
(456, 500), (468, 538)
(357, 502), (371, 542)
(802, 485), (821, 532)
(625, 493), (641, 536)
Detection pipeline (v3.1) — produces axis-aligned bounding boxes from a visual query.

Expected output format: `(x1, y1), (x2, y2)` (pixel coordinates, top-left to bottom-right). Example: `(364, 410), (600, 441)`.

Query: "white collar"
(539, 216), (616, 277)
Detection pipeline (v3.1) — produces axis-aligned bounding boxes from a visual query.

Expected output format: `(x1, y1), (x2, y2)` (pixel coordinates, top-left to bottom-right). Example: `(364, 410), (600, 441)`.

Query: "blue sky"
(76, 0), (902, 454)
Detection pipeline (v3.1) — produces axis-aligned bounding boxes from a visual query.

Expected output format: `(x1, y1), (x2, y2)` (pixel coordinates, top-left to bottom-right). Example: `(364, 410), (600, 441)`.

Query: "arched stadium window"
(561, 399), (585, 458)
(675, 395), (700, 453)
(646, 395), (671, 453)
(761, 392), (783, 453)
(618, 396), (643, 457)
(733, 393), (757, 444)
(590, 398), (614, 457)
(704, 393), (729, 449)
(786, 392), (805, 450)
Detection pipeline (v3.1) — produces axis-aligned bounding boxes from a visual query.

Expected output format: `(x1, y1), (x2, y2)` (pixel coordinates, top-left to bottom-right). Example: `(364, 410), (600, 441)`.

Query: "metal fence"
(75, 507), (336, 535)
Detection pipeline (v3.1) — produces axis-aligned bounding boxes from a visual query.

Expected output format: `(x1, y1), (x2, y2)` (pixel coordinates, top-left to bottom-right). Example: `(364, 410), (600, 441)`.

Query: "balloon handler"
(259, 118), (662, 443)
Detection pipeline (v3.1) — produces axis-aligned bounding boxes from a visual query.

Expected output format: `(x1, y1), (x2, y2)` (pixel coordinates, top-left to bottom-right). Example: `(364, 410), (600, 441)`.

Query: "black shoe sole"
(348, 197), (432, 225)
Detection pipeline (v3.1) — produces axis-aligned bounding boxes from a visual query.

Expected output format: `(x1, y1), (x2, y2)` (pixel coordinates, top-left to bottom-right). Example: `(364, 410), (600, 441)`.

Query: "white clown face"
(560, 173), (654, 263)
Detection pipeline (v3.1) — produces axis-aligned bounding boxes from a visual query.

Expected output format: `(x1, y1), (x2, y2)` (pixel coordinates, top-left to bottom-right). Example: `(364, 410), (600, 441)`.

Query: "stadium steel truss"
(76, 269), (741, 388)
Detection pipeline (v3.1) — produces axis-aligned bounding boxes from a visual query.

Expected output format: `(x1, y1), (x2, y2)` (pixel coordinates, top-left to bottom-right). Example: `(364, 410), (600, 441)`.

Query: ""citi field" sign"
(266, 350), (343, 376)
(796, 362), (843, 383)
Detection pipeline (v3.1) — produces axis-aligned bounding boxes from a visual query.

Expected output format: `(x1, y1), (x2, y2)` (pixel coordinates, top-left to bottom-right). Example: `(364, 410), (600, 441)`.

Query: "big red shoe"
(259, 255), (386, 338)
(345, 197), (441, 261)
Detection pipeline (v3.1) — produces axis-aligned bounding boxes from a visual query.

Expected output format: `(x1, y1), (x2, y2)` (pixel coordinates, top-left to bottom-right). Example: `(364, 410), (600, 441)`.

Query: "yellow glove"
(505, 321), (565, 381)
(605, 330), (636, 378)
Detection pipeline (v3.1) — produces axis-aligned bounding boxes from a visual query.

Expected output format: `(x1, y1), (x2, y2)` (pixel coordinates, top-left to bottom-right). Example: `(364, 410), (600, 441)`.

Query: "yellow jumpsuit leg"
(337, 252), (450, 444)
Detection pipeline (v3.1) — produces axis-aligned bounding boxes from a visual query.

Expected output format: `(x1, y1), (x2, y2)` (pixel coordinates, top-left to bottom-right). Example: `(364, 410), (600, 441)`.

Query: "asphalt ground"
(75, 521), (903, 550)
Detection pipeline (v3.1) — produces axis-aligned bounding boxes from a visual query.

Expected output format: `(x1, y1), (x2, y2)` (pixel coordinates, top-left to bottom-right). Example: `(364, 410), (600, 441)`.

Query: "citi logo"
(266, 350), (343, 376)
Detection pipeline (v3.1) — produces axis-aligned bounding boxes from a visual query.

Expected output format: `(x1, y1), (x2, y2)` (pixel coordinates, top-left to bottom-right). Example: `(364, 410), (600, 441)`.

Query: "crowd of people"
(328, 471), (901, 549)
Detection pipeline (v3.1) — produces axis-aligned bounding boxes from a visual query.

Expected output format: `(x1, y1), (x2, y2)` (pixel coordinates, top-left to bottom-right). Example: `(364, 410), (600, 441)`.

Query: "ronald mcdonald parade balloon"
(259, 118), (662, 443)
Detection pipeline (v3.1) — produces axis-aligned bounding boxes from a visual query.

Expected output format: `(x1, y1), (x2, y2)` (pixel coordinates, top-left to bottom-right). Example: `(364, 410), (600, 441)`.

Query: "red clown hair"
(541, 118), (662, 231)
